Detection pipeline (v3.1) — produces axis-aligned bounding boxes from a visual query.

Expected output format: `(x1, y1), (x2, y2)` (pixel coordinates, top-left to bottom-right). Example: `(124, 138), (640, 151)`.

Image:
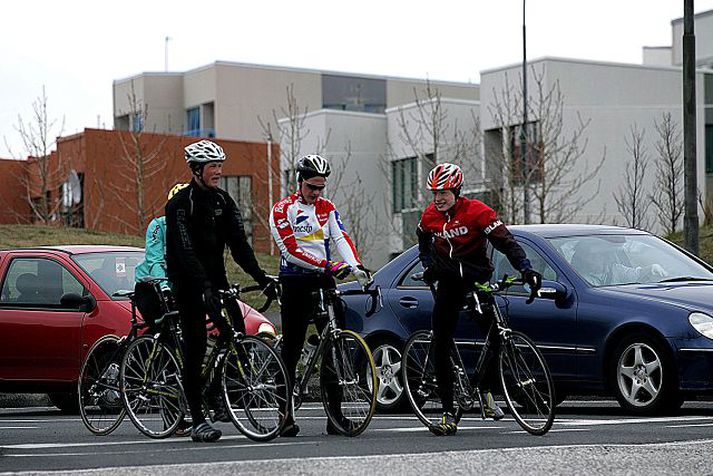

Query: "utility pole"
(164, 36), (172, 72)
(683, 0), (699, 254)
(520, 0), (530, 224)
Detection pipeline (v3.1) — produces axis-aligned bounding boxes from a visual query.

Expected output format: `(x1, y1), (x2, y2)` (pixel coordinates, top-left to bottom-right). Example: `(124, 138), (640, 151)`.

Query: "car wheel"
(610, 333), (682, 415)
(49, 391), (80, 414)
(367, 339), (405, 412)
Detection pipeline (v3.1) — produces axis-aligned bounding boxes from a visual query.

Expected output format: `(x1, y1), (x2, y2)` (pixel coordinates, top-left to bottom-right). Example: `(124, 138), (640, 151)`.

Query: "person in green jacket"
(133, 184), (188, 327)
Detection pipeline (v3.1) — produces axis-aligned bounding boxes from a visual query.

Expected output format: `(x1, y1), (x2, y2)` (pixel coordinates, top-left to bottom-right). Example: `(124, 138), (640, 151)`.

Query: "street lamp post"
(520, 0), (530, 224)
(164, 36), (172, 72)
(683, 0), (699, 254)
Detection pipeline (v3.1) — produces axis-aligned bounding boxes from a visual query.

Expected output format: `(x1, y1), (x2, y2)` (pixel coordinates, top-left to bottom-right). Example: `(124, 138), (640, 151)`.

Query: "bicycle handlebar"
(220, 277), (281, 313)
(412, 272), (539, 304)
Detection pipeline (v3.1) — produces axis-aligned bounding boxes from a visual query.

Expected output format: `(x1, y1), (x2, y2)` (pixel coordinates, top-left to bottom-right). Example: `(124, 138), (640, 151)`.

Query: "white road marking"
(666, 422), (713, 428)
(0, 426), (39, 430)
(3, 441), (316, 458)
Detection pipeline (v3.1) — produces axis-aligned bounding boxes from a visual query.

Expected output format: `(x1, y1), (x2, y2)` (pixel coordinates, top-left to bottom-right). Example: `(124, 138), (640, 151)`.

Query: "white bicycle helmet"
(296, 155), (331, 180)
(184, 140), (226, 164)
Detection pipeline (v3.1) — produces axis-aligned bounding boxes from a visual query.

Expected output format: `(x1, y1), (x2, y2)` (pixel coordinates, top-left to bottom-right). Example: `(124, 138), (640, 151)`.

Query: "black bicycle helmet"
(296, 155), (331, 181)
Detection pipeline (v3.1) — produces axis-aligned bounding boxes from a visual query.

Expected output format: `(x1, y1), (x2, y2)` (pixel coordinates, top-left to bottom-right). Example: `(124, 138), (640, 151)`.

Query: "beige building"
(113, 61), (479, 144)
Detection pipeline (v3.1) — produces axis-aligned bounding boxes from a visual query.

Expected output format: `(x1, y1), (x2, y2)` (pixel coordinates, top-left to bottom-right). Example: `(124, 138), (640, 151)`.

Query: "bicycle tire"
(78, 335), (126, 435)
(498, 330), (555, 436)
(222, 335), (290, 442)
(319, 329), (377, 436)
(401, 330), (463, 429)
(120, 335), (184, 439)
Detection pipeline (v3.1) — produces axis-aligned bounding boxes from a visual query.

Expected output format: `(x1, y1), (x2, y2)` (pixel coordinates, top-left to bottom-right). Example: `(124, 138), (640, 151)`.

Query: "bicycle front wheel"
(120, 335), (184, 438)
(78, 335), (125, 435)
(499, 331), (555, 435)
(223, 335), (290, 442)
(320, 329), (377, 436)
(401, 331), (463, 428)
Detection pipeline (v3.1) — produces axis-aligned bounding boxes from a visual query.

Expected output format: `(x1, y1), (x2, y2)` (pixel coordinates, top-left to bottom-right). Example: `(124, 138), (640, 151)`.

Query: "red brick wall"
(0, 159), (32, 224)
(19, 129), (279, 253)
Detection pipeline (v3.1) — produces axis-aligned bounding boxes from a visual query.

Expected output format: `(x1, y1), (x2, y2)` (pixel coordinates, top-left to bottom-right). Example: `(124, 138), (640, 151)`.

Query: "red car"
(0, 245), (276, 412)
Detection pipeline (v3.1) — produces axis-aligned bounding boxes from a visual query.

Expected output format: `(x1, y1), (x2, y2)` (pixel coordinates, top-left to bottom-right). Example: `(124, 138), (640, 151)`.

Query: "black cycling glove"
(522, 269), (542, 292)
(422, 266), (436, 285)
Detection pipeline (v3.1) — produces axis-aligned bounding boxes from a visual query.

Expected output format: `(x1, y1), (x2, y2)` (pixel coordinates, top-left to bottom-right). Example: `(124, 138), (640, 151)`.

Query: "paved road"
(2, 400), (713, 475)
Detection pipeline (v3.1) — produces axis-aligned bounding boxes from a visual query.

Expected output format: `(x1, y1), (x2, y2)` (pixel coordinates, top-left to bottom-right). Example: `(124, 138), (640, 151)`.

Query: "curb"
(0, 393), (51, 408)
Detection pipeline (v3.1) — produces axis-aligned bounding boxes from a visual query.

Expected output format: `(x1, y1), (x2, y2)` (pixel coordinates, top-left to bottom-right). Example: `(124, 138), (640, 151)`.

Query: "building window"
(322, 74), (386, 113)
(392, 155), (433, 213)
(221, 176), (253, 245)
(509, 122), (544, 186)
(132, 113), (144, 133)
(186, 107), (200, 137)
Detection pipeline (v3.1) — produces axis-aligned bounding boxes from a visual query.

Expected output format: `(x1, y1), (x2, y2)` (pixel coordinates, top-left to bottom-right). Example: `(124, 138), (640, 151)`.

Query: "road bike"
(119, 281), (289, 441)
(77, 279), (160, 435)
(279, 283), (382, 436)
(402, 274), (556, 436)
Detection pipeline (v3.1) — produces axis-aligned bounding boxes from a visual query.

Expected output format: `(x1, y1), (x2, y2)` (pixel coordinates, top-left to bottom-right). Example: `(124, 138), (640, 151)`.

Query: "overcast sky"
(3, 0), (713, 158)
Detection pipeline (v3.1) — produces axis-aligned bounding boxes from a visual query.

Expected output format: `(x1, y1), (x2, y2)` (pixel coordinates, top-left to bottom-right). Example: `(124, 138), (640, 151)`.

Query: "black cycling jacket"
(165, 180), (266, 290)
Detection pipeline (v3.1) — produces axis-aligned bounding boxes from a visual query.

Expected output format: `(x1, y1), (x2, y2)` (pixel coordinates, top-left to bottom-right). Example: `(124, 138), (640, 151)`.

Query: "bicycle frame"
(292, 284), (381, 406)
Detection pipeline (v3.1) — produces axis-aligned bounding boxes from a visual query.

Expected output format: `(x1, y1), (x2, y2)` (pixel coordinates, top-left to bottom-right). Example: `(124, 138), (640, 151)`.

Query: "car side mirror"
(60, 292), (97, 312)
(537, 280), (568, 301)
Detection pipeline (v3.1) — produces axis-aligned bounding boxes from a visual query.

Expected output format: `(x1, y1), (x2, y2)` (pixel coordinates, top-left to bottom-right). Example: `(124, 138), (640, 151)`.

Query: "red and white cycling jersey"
(270, 193), (361, 276)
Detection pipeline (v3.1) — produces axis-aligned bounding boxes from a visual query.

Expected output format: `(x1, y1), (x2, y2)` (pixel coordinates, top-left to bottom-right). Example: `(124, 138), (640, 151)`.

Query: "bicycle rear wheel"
(401, 331), (463, 428)
(320, 329), (377, 436)
(120, 335), (184, 438)
(223, 335), (289, 441)
(499, 331), (555, 435)
(78, 335), (125, 435)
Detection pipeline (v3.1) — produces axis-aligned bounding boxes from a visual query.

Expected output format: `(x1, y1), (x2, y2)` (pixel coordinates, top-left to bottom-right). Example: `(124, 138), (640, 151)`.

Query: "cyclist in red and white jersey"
(417, 163), (542, 436)
(270, 154), (370, 437)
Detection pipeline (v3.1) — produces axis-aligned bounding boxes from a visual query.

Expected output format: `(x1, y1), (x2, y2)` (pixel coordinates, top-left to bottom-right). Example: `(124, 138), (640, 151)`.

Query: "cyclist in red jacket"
(416, 163), (542, 436)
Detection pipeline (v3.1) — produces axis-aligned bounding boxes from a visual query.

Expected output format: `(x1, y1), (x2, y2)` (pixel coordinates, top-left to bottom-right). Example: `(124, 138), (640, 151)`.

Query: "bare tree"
(328, 142), (378, 253)
(383, 80), (481, 249)
(650, 112), (684, 235)
(487, 66), (605, 224)
(6, 86), (65, 224)
(109, 81), (169, 234)
(614, 125), (651, 230)
(259, 84), (313, 196)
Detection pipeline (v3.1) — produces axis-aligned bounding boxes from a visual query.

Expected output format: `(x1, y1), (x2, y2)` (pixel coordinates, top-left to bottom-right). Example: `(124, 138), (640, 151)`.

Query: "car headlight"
(257, 322), (276, 337)
(688, 312), (713, 339)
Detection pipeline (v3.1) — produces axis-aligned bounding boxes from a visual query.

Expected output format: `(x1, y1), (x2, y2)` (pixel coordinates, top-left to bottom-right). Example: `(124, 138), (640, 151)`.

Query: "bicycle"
(402, 274), (556, 436)
(280, 282), (382, 436)
(77, 279), (159, 435)
(119, 281), (290, 441)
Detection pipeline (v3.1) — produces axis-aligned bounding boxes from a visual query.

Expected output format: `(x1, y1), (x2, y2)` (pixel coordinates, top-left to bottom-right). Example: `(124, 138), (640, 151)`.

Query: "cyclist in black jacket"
(166, 139), (277, 443)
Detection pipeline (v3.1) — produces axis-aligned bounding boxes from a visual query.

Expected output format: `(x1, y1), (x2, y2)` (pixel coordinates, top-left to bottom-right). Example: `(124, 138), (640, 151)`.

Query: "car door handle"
(399, 297), (419, 309)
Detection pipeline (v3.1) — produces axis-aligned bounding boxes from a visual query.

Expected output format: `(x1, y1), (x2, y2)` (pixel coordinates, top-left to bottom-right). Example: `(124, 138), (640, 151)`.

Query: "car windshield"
(71, 251), (144, 299)
(548, 234), (713, 286)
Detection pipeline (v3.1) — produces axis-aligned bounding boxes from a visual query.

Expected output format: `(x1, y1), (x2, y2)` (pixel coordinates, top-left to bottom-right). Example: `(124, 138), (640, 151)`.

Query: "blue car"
(340, 224), (713, 415)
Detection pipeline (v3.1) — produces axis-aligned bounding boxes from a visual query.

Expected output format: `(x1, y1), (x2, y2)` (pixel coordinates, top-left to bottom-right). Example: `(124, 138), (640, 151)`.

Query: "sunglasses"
(304, 182), (326, 191)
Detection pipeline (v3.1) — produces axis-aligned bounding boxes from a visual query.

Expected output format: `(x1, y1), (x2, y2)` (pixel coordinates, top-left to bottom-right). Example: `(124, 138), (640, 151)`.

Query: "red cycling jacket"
(416, 197), (530, 282)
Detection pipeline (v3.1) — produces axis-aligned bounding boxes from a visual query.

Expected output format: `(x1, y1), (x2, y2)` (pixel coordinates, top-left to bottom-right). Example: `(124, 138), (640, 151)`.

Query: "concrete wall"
(643, 47), (672, 67)
(385, 98), (480, 255)
(386, 78), (479, 109)
(481, 57), (708, 233)
(113, 74), (184, 134)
